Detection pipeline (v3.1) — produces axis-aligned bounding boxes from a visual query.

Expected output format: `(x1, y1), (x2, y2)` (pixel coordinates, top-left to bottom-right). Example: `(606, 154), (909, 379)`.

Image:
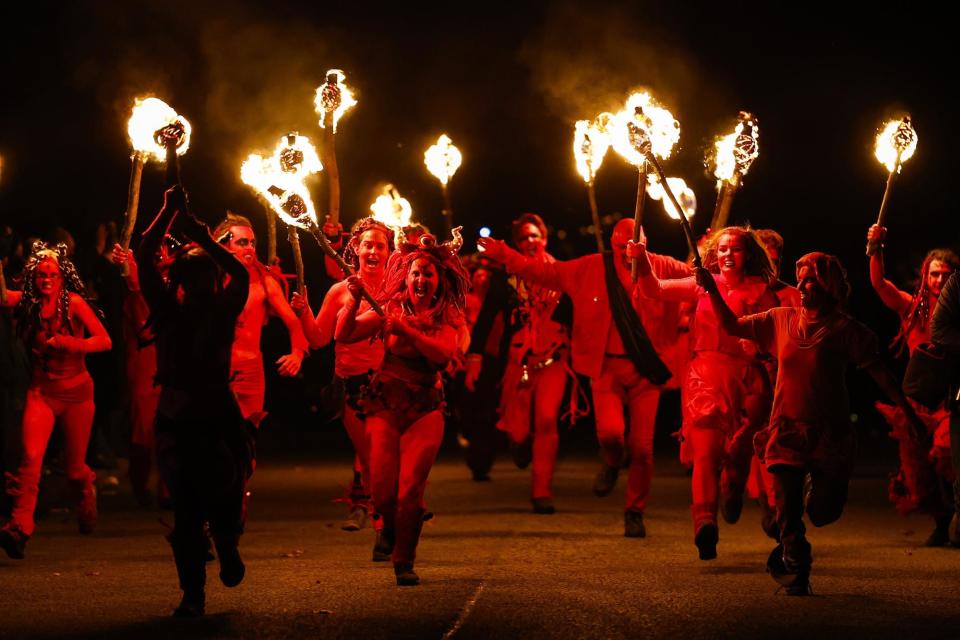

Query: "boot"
(394, 562), (420, 586)
(511, 438), (533, 470)
(531, 497), (555, 515)
(71, 477), (98, 535)
(922, 514), (951, 547)
(0, 523), (28, 560)
(593, 462), (620, 497)
(212, 532), (245, 587)
(624, 510), (646, 538)
(719, 468), (744, 525)
(173, 590), (205, 617)
(373, 528), (395, 562)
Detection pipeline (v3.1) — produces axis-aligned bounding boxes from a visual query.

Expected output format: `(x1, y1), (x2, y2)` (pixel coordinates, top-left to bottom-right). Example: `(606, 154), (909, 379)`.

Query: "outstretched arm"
(629, 240), (699, 303)
(136, 187), (181, 310)
(696, 267), (754, 339)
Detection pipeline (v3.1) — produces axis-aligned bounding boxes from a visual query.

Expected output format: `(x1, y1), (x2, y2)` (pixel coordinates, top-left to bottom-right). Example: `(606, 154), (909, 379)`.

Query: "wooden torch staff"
(646, 154), (701, 268)
(120, 152), (145, 250)
(865, 151), (902, 257)
(321, 72), (342, 227)
(630, 162), (649, 281)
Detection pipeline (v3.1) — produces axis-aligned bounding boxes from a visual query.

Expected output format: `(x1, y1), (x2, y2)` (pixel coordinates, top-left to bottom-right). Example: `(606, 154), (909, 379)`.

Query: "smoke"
(519, 3), (713, 128)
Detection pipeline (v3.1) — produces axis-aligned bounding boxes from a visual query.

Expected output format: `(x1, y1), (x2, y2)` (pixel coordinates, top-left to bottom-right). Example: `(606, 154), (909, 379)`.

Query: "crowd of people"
(1, 187), (958, 614)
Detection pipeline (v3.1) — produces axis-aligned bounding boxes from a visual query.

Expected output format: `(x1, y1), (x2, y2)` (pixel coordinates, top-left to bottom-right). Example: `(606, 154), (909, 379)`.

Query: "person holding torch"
(630, 226), (778, 560)
(695, 252), (926, 594)
(866, 223), (959, 545)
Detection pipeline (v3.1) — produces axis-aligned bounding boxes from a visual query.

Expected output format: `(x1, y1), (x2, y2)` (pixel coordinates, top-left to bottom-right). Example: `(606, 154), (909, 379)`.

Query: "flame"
(573, 115), (612, 183)
(314, 69), (358, 133)
(424, 134), (463, 185)
(240, 133), (323, 229)
(712, 112), (759, 187)
(127, 97), (192, 161)
(610, 92), (680, 167)
(370, 184), (413, 229)
(646, 174), (696, 220)
(875, 117), (917, 174)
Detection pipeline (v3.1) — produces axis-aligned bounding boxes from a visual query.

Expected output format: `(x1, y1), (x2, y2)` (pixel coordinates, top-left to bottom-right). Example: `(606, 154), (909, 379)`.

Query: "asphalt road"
(2, 446), (960, 639)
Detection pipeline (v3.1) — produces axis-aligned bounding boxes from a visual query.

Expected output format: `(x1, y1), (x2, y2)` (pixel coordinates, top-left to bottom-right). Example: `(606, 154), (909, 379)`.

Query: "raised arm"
(629, 240), (699, 303)
(867, 225), (911, 314)
(136, 188), (181, 310)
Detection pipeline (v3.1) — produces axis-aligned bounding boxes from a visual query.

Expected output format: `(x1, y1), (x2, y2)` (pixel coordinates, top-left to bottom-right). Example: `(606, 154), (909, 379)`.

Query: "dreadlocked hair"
(701, 226), (774, 283)
(379, 230), (470, 330)
(892, 248), (960, 355)
(15, 241), (91, 347)
(342, 217), (396, 270)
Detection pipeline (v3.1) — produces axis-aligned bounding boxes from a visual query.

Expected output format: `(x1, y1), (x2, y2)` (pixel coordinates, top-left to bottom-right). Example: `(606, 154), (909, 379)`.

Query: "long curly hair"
(892, 248), (960, 354)
(15, 241), (89, 346)
(701, 226), (774, 282)
(342, 217), (396, 270)
(379, 230), (469, 330)
(796, 252), (851, 308)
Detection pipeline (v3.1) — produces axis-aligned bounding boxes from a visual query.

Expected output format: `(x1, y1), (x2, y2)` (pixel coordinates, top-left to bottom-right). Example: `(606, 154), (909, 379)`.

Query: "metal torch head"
(154, 120), (187, 149)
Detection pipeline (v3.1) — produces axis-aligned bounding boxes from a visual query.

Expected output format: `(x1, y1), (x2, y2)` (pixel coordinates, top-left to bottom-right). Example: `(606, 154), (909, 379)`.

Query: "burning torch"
(574, 114), (612, 254)
(611, 93), (689, 268)
(709, 111), (759, 231)
(314, 69), (357, 228)
(424, 134), (462, 237)
(866, 116), (917, 256)
(370, 184), (414, 248)
(122, 97), (192, 251)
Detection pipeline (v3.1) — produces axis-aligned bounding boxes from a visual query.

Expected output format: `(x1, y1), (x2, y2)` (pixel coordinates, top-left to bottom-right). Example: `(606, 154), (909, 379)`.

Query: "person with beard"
(136, 187), (253, 616)
(465, 213), (578, 513)
(336, 231), (468, 586)
(631, 227), (778, 559)
(480, 218), (689, 538)
(700, 252), (924, 594)
(867, 224), (960, 545)
(291, 217), (394, 532)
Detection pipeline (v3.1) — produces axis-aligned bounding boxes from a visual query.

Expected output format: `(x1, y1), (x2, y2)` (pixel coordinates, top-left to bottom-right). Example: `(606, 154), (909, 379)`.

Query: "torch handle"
(710, 174), (739, 233)
(266, 206), (277, 266)
(307, 223), (385, 316)
(648, 156), (701, 268)
(165, 140), (181, 187)
(587, 181), (605, 253)
(287, 226), (306, 296)
(866, 167), (899, 256)
(121, 153), (145, 252)
(322, 119), (341, 227)
(441, 182), (454, 238)
(630, 164), (648, 282)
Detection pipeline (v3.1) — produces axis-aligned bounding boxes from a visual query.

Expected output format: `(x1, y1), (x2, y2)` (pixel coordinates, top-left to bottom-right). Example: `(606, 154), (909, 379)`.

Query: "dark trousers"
(771, 463), (850, 571)
(458, 355), (505, 477)
(156, 405), (251, 595)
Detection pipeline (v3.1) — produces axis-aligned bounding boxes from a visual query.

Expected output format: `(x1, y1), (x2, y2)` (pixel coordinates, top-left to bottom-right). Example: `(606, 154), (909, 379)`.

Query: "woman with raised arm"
(336, 232), (468, 586)
(631, 226), (778, 560)
(0, 242), (111, 559)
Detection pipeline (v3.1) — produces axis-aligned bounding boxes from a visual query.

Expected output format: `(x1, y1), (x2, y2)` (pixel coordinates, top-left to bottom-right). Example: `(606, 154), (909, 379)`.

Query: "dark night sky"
(1, 1), (955, 344)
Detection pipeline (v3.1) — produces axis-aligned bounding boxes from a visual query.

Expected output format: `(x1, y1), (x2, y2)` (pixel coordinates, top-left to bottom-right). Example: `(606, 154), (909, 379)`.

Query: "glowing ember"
(573, 117), (612, 183)
(611, 92), (680, 167)
(424, 134), (463, 186)
(241, 133), (323, 229)
(370, 184), (413, 229)
(314, 69), (358, 133)
(712, 112), (760, 187)
(646, 174), (696, 221)
(127, 97), (192, 162)
(875, 116), (917, 173)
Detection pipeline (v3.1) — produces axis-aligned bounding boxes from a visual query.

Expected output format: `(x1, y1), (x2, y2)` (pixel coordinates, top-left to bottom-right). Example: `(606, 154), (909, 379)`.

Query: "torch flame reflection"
(875, 116), (917, 174)
(314, 69), (358, 133)
(646, 174), (696, 221)
(424, 134), (462, 185)
(127, 97), (192, 162)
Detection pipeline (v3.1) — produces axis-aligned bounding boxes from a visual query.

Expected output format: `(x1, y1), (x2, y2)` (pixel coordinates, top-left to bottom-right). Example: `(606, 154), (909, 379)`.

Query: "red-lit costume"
(482, 219), (689, 536)
(336, 231), (468, 585)
(293, 218), (393, 529)
(636, 227), (777, 558)
(868, 228), (959, 539)
(705, 252), (919, 593)
(0, 243), (112, 557)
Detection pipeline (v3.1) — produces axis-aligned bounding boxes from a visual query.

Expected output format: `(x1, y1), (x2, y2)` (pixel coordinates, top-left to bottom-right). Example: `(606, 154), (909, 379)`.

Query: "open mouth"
(722, 259), (736, 269)
(413, 284), (430, 297)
